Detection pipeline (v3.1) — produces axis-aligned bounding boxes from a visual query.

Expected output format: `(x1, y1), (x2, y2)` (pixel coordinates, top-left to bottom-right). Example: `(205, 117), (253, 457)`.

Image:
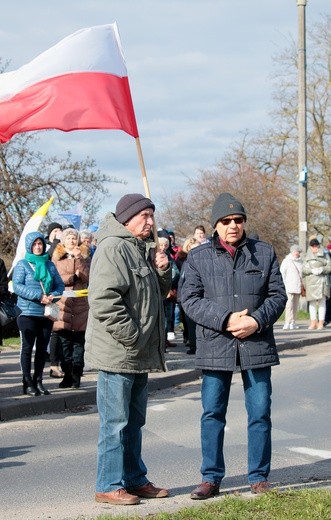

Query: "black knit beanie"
(211, 192), (246, 228)
(46, 222), (63, 238)
(115, 193), (155, 224)
(157, 228), (170, 240)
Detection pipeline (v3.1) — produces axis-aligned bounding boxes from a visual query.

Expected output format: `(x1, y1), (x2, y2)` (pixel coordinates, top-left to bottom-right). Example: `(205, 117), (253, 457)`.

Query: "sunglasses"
(219, 216), (245, 225)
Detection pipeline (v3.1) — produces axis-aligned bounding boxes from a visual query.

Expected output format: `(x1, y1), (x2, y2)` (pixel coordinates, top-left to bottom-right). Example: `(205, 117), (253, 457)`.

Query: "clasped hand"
(41, 294), (54, 304)
(226, 308), (258, 339)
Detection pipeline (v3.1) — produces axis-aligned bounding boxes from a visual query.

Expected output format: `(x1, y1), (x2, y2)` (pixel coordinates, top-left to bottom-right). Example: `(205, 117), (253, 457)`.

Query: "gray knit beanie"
(115, 193), (155, 224)
(211, 192), (246, 228)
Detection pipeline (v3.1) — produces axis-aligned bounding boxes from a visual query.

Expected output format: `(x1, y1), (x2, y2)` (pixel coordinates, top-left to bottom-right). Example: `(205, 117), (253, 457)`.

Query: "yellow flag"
(8, 197), (54, 277)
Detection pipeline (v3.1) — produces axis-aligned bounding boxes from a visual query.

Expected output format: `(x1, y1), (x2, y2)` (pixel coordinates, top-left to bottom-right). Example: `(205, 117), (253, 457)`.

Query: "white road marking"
(288, 447), (331, 459)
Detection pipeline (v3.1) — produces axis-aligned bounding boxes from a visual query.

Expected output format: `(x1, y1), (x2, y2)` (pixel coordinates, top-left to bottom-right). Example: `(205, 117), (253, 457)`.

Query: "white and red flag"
(0, 23), (139, 142)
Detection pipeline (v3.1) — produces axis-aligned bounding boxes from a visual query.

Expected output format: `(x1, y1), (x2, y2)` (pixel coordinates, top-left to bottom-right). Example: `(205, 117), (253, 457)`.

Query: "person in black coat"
(181, 193), (287, 500)
(45, 222), (64, 377)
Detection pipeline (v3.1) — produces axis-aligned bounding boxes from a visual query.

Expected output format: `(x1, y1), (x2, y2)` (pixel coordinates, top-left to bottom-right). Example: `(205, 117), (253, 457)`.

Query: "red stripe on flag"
(0, 72), (139, 142)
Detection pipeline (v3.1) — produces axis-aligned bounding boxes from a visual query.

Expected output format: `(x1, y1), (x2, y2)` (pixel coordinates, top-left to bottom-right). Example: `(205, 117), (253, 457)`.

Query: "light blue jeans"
(200, 367), (272, 485)
(96, 371), (149, 492)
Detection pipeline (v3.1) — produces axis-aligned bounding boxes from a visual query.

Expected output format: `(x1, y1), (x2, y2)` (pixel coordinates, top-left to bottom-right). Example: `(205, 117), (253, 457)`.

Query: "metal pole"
(297, 0), (308, 252)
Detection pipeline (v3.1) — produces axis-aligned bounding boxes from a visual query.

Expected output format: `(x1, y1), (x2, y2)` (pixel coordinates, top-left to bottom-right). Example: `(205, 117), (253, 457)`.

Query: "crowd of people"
(280, 237), (331, 330)
(1, 224), (96, 396)
(0, 190), (330, 507)
(0, 210), (213, 397)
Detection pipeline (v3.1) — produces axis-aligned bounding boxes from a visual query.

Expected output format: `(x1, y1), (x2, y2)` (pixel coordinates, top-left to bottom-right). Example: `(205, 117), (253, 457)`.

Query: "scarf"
(25, 252), (53, 295)
(219, 238), (237, 258)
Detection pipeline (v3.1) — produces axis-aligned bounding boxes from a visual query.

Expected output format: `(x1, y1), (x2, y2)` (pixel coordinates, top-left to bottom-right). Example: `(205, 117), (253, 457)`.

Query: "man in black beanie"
(181, 192), (287, 499)
(85, 193), (171, 506)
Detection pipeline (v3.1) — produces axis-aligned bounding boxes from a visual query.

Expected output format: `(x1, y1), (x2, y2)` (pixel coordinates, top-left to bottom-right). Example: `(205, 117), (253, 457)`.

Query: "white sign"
(299, 221), (308, 231)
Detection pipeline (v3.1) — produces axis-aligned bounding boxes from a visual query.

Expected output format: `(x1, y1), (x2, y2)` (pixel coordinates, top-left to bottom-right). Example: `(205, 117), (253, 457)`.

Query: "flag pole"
(135, 137), (159, 247)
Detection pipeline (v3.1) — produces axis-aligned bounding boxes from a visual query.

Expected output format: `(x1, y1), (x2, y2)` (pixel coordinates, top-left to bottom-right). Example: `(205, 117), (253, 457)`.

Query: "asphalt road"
(1, 342), (330, 520)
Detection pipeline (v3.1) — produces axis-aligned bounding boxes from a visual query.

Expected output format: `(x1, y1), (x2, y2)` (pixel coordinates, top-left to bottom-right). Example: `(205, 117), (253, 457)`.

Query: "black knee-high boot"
(23, 375), (40, 397)
(59, 362), (73, 388)
(33, 375), (51, 395)
(71, 365), (83, 389)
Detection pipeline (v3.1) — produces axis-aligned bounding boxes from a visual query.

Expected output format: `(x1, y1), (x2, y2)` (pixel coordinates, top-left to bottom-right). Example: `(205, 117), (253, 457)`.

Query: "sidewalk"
(1, 320), (330, 421)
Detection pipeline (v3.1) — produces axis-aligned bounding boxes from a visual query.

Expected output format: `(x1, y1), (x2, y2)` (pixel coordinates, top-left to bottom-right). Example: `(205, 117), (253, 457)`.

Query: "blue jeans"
(200, 367), (272, 485)
(96, 371), (149, 492)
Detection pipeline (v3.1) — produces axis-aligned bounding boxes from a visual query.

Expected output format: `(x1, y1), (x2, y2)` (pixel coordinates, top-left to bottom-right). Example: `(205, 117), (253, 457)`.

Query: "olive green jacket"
(85, 213), (171, 373)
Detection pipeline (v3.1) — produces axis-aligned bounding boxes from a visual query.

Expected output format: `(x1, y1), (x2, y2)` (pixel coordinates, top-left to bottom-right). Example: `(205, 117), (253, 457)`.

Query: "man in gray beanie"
(115, 193), (155, 225)
(181, 192), (287, 499)
(85, 194), (171, 506)
(210, 192), (247, 228)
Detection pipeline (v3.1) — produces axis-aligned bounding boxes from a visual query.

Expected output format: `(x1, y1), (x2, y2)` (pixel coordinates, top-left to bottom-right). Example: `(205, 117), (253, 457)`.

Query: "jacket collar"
(212, 231), (252, 261)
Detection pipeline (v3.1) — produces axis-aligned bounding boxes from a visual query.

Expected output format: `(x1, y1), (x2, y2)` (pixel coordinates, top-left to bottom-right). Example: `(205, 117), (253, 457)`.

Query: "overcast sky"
(0, 0), (329, 220)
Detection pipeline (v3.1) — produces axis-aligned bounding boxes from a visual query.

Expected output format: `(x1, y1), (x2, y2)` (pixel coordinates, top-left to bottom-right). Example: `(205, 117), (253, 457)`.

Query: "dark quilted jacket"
(181, 234), (287, 371)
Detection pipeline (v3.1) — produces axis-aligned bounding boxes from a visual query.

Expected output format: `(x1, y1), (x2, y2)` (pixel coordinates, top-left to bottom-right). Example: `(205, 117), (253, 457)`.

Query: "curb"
(1, 329), (331, 422)
(0, 387), (97, 422)
(277, 334), (331, 351)
(0, 369), (202, 422)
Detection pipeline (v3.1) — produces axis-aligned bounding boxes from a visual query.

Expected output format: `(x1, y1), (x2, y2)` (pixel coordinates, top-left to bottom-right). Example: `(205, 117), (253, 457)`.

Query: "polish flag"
(0, 23), (139, 143)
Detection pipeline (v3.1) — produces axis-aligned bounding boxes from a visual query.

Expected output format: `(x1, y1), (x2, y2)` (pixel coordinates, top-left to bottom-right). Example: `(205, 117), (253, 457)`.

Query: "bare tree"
(0, 133), (123, 259)
(269, 14), (331, 238)
(160, 134), (296, 259)
(160, 14), (331, 256)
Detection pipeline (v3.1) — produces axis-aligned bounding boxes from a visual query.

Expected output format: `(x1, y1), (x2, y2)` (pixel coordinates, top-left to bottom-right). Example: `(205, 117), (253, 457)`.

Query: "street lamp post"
(297, 0), (308, 252)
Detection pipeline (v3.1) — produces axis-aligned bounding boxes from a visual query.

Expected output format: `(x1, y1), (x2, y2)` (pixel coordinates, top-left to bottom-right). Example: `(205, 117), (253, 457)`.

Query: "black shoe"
(36, 381), (51, 395)
(59, 362), (73, 388)
(23, 384), (40, 397)
(187, 348), (196, 355)
(71, 365), (83, 389)
(23, 377), (40, 397)
(165, 339), (177, 348)
(59, 375), (73, 388)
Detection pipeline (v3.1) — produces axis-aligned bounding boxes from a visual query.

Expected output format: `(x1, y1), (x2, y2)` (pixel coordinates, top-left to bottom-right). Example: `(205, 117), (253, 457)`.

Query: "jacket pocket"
(243, 269), (265, 294)
(199, 326), (221, 343)
(131, 265), (150, 278)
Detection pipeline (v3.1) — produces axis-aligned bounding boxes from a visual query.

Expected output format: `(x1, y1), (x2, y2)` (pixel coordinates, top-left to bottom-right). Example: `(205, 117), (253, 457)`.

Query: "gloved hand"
(312, 267), (323, 275)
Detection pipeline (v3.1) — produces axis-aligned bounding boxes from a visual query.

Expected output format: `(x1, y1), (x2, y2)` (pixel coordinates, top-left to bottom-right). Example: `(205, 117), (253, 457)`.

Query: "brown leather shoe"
(190, 481), (220, 500)
(250, 481), (271, 494)
(95, 488), (140, 505)
(127, 482), (169, 498)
